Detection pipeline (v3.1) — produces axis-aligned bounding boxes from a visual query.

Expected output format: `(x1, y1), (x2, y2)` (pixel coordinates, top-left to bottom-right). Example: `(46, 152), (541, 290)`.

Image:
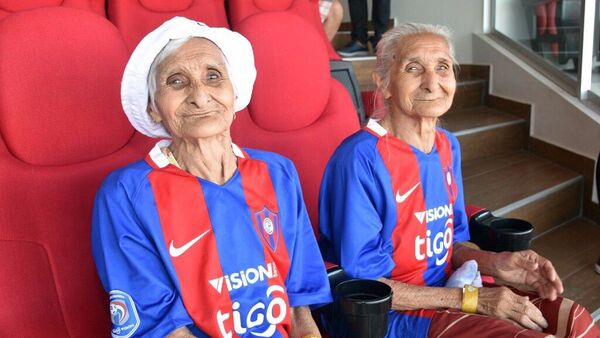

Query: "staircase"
(348, 58), (600, 314)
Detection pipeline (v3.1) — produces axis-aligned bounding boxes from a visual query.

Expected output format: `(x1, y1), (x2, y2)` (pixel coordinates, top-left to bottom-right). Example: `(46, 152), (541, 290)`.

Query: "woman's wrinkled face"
(384, 33), (456, 119)
(148, 38), (235, 140)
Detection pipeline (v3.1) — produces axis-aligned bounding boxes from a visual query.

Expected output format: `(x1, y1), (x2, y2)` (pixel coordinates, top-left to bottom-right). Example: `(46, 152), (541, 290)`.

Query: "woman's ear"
(147, 101), (162, 123)
(372, 71), (391, 99)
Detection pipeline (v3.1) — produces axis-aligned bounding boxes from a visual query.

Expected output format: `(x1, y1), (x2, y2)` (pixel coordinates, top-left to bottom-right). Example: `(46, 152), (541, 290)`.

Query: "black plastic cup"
(469, 210), (534, 252)
(334, 279), (392, 338)
(490, 218), (533, 252)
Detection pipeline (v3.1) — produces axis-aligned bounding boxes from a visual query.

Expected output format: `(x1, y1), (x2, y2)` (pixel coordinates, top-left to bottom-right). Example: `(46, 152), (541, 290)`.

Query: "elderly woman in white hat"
(92, 17), (331, 338)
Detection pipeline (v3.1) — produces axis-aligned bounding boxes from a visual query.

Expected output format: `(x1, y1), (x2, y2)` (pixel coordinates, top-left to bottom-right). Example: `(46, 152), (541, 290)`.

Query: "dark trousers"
(348, 0), (391, 44)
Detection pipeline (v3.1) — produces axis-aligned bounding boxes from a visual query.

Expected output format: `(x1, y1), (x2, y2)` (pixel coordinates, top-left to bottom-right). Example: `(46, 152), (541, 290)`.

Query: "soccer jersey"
(92, 140), (331, 338)
(319, 120), (469, 337)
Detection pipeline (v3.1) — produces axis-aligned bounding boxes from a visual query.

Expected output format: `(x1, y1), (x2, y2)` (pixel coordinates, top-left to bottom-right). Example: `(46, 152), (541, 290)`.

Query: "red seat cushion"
(231, 11), (359, 232)
(228, 0), (341, 60)
(107, 0), (229, 51)
(0, 0), (105, 18)
(0, 7), (154, 336)
(0, 7), (133, 166)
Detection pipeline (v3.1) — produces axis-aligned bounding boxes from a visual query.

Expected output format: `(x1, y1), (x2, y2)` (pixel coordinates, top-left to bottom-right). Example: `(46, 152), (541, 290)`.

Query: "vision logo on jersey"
(414, 203), (453, 224)
(109, 290), (140, 338)
(254, 207), (280, 251)
(209, 263), (279, 294)
(216, 284), (288, 337)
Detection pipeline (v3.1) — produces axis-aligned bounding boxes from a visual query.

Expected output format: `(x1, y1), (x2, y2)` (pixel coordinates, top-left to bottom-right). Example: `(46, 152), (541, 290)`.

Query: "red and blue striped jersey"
(92, 140), (331, 338)
(319, 120), (469, 337)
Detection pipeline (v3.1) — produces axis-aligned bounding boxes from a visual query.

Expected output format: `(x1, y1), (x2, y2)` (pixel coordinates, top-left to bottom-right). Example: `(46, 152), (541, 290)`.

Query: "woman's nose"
(420, 70), (440, 92)
(187, 82), (211, 107)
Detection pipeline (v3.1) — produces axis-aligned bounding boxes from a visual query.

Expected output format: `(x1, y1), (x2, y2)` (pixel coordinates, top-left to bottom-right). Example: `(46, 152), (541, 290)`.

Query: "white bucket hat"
(121, 17), (256, 138)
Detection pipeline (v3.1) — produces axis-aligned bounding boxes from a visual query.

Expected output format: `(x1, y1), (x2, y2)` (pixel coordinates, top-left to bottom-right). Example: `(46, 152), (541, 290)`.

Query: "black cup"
(334, 279), (392, 338)
(469, 210), (534, 252)
(490, 218), (533, 252)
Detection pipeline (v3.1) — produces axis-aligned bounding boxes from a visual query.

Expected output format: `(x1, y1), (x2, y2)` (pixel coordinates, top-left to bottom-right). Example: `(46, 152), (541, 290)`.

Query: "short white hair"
(372, 23), (458, 117)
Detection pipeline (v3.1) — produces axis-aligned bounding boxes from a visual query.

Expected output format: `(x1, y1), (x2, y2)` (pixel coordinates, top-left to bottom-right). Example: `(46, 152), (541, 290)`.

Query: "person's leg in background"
(322, 0), (344, 41)
(371, 0), (391, 51)
(338, 0), (369, 57)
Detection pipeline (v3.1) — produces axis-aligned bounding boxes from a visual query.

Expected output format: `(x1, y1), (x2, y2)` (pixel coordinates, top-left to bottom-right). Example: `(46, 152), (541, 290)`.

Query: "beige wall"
(473, 33), (600, 203)
(339, 0), (485, 63)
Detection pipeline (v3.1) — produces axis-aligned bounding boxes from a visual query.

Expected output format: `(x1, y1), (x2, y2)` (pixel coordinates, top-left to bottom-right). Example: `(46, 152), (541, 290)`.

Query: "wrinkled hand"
(493, 250), (563, 300)
(478, 286), (548, 331)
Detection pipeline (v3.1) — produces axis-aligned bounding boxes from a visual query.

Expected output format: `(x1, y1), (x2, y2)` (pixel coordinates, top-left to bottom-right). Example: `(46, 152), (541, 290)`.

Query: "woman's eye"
(207, 71), (222, 81)
(166, 76), (185, 86)
(437, 64), (449, 71)
(405, 64), (422, 73)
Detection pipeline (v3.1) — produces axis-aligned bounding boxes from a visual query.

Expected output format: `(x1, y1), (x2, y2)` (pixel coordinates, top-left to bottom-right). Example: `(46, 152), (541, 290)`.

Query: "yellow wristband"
(301, 335), (320, 338)
(461, 284), (478, 313)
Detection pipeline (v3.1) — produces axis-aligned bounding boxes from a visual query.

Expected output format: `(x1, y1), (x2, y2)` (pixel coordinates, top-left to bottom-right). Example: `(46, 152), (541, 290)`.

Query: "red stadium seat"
(0, 7), (154, 336)
(0, 0), (105, 19)
(107, 0), (229, 51)
(230, 10), (360, 235)
(228, 0), (341, 61)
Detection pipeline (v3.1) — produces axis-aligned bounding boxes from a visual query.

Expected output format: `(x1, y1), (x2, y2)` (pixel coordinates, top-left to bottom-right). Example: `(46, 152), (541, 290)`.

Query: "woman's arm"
(378, 278), (462, 311)
(379, 276), (548, 331)
(290, 306), (321, 338)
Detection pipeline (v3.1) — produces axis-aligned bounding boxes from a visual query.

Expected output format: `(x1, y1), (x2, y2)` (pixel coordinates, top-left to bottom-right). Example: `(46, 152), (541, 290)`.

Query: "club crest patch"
(109, 290), (140, 338)
(254, 207), (280, 251)
(442, 165), (456, 200)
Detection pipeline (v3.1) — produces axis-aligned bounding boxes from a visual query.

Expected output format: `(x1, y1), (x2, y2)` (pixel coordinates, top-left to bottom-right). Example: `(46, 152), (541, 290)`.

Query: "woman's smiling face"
(148, 38), (235, 140)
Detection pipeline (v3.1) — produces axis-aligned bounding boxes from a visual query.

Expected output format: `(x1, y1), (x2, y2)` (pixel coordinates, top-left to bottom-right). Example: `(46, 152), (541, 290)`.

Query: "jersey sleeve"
(448, 133), (470, 244)
(91, 173), (195, 338)
(319, 143), (396, 280)
(283, 162), (333, 307)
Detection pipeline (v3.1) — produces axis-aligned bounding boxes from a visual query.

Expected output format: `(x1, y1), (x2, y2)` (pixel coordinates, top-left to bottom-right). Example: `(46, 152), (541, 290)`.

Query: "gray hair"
(147, 37), (191, 113)
(372, 23), (458, 117)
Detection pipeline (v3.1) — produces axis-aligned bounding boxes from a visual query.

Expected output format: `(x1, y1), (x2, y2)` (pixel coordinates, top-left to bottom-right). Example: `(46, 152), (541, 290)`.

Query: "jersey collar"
(366, 119), (387, 137)
(148, 139), (245, 169)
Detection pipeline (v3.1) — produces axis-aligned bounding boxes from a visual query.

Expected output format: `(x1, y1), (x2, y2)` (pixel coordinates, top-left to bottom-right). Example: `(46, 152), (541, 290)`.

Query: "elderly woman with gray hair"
(91, 17), (331, 338)
(319, 23), (599, 337)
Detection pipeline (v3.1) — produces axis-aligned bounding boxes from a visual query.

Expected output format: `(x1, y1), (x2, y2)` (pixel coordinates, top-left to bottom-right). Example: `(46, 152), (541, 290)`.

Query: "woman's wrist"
(461, 284), (479, 313)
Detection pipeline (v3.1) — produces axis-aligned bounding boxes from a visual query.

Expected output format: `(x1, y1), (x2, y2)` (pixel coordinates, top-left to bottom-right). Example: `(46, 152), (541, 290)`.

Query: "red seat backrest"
(228, 0), (340, 60)
(0, 7), (154, 336)
(107, 0), (229, 51)
(231, 11), (359, 234)
(0, 0), (105, 18)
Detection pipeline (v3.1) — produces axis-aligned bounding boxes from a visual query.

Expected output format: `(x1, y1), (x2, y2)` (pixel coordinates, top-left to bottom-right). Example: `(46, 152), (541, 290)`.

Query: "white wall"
(340, 0), (485, 63)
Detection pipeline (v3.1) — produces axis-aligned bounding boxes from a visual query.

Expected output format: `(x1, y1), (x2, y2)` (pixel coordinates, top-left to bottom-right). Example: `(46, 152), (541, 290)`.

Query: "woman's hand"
(290, 306), (321, 338)
(478, 286), (548, 331)
(492, 250), (563, 301)
(166, 326), (197, 338)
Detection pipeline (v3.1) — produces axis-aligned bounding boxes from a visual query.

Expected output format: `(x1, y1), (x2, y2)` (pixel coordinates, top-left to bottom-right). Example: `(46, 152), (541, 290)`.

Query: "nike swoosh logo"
(396, 182), (420, 203)
(169, 229), (211, 257)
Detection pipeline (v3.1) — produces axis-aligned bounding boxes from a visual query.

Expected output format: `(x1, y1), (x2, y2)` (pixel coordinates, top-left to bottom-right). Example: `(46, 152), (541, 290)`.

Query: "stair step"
(450, 79), (486, 110)
(442, 107), (526, 163)
(462, 151), (582, 234)
(530, 218), (600, 312)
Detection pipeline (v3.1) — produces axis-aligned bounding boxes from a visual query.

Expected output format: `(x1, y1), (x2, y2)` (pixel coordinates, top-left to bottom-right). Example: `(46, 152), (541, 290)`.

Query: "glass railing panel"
(495, 0), (582, 80)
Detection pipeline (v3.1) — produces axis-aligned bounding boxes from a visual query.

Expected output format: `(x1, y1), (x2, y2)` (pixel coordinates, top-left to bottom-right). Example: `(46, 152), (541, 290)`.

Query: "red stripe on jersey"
(434, 132), (457, 274)
(238, 157), (292, 337)
(148, 164), (236, 337)
(374, 134), (428, 285)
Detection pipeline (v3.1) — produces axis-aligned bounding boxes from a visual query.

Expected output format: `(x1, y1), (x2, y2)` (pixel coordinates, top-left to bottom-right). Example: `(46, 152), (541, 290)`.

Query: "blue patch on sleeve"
(109, 290), (140, 338)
